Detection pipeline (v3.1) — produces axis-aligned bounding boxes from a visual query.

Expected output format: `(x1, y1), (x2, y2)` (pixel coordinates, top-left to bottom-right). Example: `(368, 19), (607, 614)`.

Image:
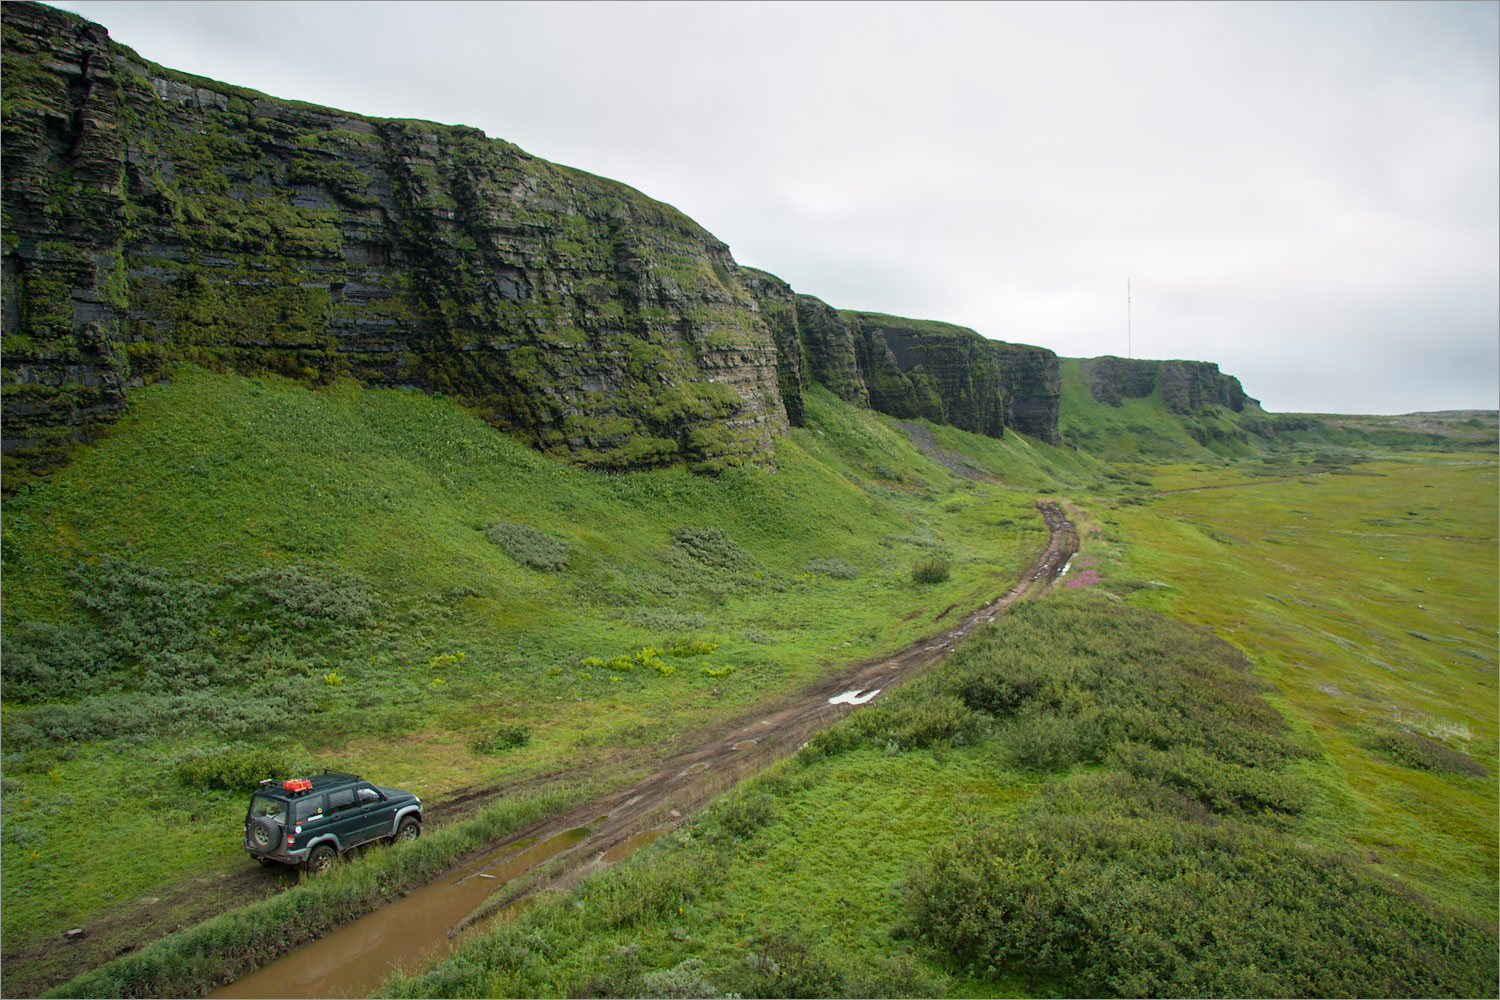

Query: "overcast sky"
(55, 0), (1499, 414)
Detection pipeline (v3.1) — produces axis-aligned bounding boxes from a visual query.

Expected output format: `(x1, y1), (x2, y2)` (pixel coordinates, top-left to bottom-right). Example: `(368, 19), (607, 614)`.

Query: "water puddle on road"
(732, 739), (758, 751)
(211, 826), (591, 999)
(600, 828), (666, 864)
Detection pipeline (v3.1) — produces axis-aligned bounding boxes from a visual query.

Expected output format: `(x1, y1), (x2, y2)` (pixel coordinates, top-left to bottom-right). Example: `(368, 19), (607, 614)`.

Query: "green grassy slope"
(0, 367), (1089, 982)
(5, 362), (1496, 999)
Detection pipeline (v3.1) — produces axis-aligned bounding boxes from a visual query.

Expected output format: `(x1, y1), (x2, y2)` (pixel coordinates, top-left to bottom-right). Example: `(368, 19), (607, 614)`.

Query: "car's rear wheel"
(396, 817), (420, 842)
(305, 844), (337, 874)
(249, 818), (280, 852)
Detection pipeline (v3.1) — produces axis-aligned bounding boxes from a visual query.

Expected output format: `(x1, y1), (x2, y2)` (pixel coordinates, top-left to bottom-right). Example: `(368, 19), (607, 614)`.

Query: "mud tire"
(248, 817), (280, 852)
(305, 844), (337, 875)
(395, 817), (420, 843)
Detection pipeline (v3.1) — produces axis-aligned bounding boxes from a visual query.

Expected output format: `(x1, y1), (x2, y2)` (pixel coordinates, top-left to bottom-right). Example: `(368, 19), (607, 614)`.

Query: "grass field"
(4, 364), (1495, 998)
(380, 595), (1497, 998)
(0, 367), (1096, 993)
(1086, 454), (1499, 920)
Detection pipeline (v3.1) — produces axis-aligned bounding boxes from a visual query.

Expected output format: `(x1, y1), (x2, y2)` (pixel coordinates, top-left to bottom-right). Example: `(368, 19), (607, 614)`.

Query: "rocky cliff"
(1081, 357), (1254, 414)
(2, 1), (787, 475)
(740, 274), (1061, 445)
(2, 1), (1190, 479)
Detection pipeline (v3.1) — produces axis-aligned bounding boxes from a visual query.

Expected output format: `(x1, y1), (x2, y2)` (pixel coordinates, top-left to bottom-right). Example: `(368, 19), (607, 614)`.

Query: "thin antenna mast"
(1127, 278), (1132, 359)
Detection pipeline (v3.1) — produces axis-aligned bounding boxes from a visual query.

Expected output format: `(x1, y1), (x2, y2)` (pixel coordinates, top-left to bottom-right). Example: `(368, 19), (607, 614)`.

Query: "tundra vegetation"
(2, 364), (1494, 998)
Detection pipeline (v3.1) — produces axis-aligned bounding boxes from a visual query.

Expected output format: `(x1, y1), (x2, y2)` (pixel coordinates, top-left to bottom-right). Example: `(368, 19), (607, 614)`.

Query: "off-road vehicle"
(244, 770), (422, 873)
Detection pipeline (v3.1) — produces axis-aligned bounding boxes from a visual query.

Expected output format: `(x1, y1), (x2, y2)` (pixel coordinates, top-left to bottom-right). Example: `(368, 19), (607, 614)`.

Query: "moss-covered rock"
(1, 0), (786, 477)
(1081, 355), (1255, 414)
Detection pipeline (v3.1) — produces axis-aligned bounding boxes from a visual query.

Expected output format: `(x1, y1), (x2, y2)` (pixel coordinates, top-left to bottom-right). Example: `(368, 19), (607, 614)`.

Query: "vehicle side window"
(357, 787), (382, 805)
(329, 788), (358, 813)
(294, 796), (324, 822)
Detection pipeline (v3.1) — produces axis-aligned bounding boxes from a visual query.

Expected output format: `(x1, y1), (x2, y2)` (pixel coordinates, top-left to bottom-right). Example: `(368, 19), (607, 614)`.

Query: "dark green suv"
(244, 770), (422, 873)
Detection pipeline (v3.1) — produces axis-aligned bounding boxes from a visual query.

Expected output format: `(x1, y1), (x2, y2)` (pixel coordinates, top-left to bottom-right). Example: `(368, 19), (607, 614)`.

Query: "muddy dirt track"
(11, 502), (1077, 998)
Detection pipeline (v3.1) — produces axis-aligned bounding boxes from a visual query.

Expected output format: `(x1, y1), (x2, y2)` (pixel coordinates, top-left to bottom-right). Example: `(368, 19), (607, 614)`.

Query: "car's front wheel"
(395, 817), (420, 843)
(305, 844), (337, 874)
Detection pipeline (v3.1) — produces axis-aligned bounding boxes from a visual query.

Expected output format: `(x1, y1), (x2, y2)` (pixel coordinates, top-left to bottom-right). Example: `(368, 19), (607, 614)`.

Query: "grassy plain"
(1086, 454), (1499, 919)
(382, 594), (1496, 998)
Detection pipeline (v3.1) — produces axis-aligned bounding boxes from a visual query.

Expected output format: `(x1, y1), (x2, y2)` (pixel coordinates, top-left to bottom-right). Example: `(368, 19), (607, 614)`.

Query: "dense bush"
(906, 789), (1498, 997)
(1367, 727), (1487, 777)
(177, 745), (292, 790)
(1, 556), (380, 706)
(5, 686), (300, 749)
(472, 724), (531, 755)
(483, 521), (571, 572)
(667, 526), (754, 571)
(911, 558), (950, 585)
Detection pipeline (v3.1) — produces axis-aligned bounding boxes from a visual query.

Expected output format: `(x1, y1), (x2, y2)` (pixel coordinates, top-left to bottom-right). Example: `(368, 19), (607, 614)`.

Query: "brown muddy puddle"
(211, 826), (593, 999)
(600, 828), (665, 864)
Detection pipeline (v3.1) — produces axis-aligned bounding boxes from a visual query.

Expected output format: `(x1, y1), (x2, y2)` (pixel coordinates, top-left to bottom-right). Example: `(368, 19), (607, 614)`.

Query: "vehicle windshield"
(248, 793), (284, 820)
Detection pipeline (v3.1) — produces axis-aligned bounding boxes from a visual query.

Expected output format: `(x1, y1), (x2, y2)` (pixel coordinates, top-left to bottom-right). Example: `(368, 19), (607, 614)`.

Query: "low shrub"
(1, 557), (379, 707)
(1367, 728), (1488, 777)
(668, 526), (753, 570)
(176, 745), (293, 791)
(483, 521), (570, 572)
(804, 557), (858, 579)
(905, 806), (1498, 998)
(472, 724), (531, 755)
(911, 558), (950, 585)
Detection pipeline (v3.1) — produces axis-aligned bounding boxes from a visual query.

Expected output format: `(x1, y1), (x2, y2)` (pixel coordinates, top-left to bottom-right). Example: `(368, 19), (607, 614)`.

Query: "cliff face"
(7, 2), (1251, 477)
(1081, 357), (1254, 414)
(791, 293), (867, 408)
(846, 313), (1002, 437)
(736, 268), (805, 427)
(990, 341), (1061, 443)
(741, 275), (1061, 445)
(1, 1), (786, 474)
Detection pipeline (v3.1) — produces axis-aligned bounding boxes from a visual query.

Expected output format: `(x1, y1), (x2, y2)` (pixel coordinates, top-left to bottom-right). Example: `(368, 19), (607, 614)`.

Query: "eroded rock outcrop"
(2, 1), (786, 474)
(740, 273), (1061, 445)
(1082, 356), (1254, 414)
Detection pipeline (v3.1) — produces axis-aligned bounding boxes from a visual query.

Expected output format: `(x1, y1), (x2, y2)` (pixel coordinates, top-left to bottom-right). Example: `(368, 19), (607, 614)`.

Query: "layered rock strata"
(2, 1), (786, 474)
(1081, 357), (1255, 414)
(740, 277), (1062, 445)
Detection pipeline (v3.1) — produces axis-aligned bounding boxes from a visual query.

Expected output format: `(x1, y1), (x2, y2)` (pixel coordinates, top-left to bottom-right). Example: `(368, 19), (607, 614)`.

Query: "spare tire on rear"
(248, 817), (281, 852)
